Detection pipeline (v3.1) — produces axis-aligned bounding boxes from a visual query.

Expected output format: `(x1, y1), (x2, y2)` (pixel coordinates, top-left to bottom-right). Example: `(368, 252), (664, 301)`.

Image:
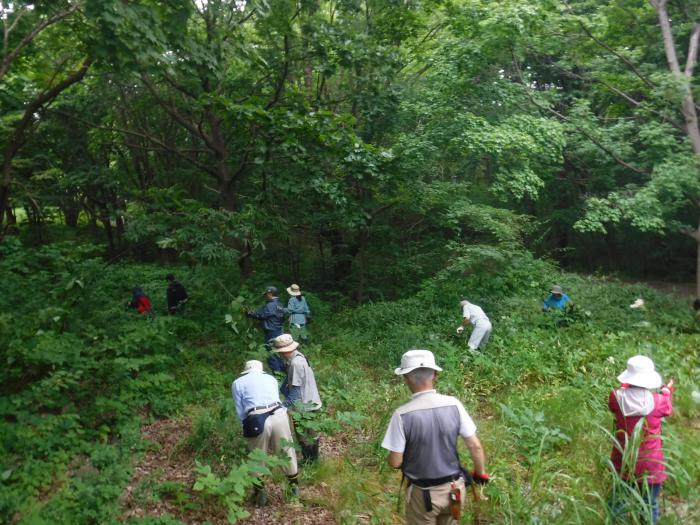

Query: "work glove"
(456, 326), (464, 335)
(471, 472), (490, 485)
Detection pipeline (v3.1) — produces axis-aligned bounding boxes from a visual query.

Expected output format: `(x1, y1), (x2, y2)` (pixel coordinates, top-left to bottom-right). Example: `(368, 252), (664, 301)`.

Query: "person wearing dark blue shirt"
(542, 285), (570, 312)
(247, 286), (288, 371)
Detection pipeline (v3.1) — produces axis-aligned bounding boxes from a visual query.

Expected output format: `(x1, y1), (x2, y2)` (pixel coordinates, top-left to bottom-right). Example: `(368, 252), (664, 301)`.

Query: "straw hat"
(394, 349), (443, 376)
(272, 333), (299, 353)
(287, 284), (301, 296)
(617, 355), (662, 389)
(241, 360), (263, 375)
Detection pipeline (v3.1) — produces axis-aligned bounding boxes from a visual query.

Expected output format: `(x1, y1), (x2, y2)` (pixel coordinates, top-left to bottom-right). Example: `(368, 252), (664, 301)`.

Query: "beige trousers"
(406, 478), (466, 525)
(246, 408), (298, 476)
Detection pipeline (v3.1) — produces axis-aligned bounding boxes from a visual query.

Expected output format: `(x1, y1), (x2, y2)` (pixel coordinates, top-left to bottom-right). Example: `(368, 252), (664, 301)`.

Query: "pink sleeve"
(654, 391), (673, 417)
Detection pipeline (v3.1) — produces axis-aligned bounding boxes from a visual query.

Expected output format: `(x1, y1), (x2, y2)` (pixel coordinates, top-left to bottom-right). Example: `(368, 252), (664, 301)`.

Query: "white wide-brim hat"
(287, 284), (301, 296)
(272, 333), (299, 353)
(617, 355), (662, 389)
(394, 349), (443, 375)
(241, 360), (263, 375)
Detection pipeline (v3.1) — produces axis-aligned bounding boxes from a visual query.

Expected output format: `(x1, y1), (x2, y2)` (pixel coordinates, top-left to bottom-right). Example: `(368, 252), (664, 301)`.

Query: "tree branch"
(511, 54), (650, 175)
(686, 23), (700, 77)
(0, 3), (81, 82)
(573, 17), (655, 88)
(140, 73), (217, 152)
(266, 34), (291, 109)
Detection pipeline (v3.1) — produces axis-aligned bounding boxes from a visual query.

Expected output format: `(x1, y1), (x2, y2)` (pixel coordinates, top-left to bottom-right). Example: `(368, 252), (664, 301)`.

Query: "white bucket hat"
(241, 360), (263, 375)
(617, 355), (662, 389)
(394, 349), (443, 376)
(272, 333), (299, 353)
(551, 285), (563, 294)
(287, 284), (301, 296)
(459, 300), (469, 307)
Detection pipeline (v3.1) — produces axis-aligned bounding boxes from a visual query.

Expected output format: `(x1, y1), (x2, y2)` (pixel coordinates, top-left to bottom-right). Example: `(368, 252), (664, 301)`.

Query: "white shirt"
(462, 303), (489, 325)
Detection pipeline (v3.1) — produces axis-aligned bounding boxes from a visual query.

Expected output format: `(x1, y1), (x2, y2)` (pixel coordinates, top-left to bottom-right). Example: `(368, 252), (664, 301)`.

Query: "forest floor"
(120, 417), (342, 525)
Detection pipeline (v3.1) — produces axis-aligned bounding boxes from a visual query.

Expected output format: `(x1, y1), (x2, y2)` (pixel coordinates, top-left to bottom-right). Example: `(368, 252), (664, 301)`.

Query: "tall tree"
(0, 1), (91, 233)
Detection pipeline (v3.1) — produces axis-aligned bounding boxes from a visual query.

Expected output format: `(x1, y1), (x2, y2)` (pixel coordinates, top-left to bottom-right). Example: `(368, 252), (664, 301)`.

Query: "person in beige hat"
(286, 284), (311, 342)
(382, 350), (490, 524)
(542, 285), (570, 312)
(231, 360), (299, 504)
(273, 334), (322, 462)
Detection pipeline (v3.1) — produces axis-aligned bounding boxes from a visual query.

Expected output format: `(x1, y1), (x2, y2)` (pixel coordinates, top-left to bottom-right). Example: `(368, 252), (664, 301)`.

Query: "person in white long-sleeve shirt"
(231, 360), (298, 504)
(456, 300), (492, 352)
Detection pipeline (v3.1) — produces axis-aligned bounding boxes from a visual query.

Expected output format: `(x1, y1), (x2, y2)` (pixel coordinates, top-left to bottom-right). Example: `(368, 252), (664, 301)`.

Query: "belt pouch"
(243, 409), (275, 438)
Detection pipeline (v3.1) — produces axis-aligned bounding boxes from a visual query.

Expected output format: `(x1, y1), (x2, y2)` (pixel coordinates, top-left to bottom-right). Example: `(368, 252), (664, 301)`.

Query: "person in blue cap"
(247, 286), (288, 372)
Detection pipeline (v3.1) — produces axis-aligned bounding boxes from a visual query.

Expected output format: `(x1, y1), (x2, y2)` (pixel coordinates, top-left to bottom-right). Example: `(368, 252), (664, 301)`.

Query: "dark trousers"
(264, 331), (285, 372)
(610, 481), (662, 524)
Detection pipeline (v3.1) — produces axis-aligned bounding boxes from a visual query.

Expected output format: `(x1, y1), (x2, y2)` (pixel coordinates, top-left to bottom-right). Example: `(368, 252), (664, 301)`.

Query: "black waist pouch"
(242, 407), (280, 438)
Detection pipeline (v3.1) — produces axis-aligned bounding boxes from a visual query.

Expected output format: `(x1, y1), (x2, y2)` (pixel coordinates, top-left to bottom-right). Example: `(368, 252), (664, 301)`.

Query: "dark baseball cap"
(264, 286), (278, 295)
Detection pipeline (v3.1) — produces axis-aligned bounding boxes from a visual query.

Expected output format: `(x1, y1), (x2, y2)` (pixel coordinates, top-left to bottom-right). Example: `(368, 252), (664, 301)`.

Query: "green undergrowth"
(315, 251), (700, 524)
(1, 240), (699, 523)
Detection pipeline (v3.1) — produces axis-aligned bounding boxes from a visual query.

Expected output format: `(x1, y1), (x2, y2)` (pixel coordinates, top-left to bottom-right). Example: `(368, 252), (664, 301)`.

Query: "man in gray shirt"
(273, 333), (322, 463)
(382, 349), (490, 524)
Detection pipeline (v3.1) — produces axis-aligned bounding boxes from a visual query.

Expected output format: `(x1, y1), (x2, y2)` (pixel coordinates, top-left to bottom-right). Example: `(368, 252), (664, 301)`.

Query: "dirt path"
(621, 278), (695, 298)
(120, 417), (340, 524)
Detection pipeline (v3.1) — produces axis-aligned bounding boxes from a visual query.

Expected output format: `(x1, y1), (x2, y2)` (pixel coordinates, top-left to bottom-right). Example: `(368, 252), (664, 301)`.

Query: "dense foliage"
(1, 240), (698, 523)
(3, 0), (700, 295)
(2, 0), (700, 524)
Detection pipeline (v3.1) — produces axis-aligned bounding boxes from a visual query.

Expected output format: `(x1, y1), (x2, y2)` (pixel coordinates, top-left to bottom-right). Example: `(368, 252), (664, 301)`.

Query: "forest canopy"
(2, 0), (700, 295)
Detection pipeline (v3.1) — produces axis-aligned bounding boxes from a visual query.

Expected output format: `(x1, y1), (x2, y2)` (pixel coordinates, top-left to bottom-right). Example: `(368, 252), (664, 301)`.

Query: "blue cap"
(264, 286), (278, 295)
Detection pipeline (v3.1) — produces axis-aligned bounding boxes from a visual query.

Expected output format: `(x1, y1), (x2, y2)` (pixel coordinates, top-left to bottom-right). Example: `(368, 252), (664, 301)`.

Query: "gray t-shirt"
(288, 351), (322, 410)
(381, 390), (476, 481)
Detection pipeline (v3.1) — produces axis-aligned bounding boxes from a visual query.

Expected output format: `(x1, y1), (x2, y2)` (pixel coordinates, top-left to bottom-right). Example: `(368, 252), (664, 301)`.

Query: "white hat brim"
(286, 287), (301, 296)
(617, 370), (662, 389)
(394, 364), (443, 375)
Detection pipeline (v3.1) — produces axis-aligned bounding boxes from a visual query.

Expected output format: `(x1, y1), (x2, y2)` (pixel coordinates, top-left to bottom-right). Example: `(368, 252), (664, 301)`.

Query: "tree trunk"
(355, 229), (370, 304)
(100, 210), (115, 257)
(696, 237), (700, 298)
(0, 57), (92, 236)
(218, 177), (254, 278)
(60, 199), (81, 227)
(652, 1), (700, 297)
(323, 229), (358, 285)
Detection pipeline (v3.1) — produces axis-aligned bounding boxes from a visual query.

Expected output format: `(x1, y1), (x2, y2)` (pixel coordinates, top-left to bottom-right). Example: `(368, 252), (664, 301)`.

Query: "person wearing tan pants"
(382, 350), (490, 524)
(232, 360), (299, 505)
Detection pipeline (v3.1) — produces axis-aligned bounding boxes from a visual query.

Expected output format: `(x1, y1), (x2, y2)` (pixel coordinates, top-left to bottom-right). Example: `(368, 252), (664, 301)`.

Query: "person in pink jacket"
(608, 355), (674, 524)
